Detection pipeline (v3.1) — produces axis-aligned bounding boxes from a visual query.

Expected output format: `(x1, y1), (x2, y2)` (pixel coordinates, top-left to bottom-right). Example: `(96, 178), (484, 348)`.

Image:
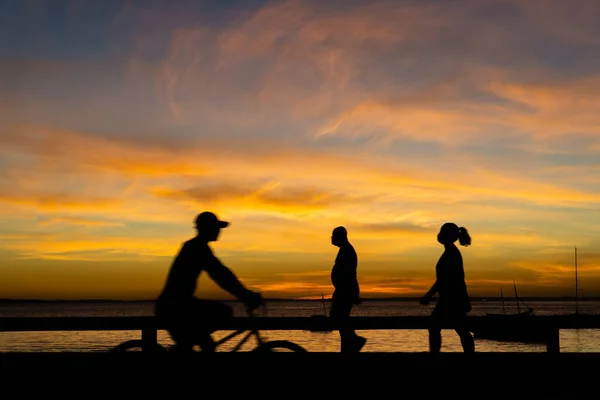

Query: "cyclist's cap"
(195, 211), (229, 229)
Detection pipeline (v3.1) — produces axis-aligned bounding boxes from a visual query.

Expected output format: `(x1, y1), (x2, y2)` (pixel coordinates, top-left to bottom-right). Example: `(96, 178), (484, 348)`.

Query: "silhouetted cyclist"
(155, 211), (263, 352)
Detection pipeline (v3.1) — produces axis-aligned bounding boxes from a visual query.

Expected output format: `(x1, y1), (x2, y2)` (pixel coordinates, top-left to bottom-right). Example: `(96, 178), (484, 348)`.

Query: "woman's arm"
(419, 281), (439, 305)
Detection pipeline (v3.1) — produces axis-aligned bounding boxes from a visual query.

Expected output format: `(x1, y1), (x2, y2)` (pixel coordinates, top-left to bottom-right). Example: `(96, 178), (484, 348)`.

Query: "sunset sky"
(1, 0), (599, 300)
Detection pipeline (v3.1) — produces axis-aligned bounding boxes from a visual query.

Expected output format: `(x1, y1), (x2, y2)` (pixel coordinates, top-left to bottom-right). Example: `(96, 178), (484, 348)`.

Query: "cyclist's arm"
(205, 256), (255, 302)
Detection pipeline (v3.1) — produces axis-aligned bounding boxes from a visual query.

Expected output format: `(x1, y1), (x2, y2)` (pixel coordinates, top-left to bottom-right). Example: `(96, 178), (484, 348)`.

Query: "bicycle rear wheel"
(109, 339), (166, 353)
(252, 340), (308, 353)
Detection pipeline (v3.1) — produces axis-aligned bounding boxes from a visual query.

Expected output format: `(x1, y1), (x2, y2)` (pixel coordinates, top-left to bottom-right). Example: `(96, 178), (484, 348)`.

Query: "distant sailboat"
(309, 292), (332, 332)
(574, 246), (581, 316)
(569, 246), (589, 322)
(470, 280), (546, 343)
(560, 246), (596, 330)
(490, 279), (534, 317)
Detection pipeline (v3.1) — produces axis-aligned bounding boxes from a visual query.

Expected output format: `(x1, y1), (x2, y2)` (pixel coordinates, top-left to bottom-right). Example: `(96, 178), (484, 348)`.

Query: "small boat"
(470, 280), (548, 344)
(566, 246), (592, 326)
(309, 292), (332, 332)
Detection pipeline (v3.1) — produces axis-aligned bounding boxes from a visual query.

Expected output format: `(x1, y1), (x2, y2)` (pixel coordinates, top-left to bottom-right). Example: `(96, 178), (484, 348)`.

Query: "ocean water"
(1, 299), (600, 353)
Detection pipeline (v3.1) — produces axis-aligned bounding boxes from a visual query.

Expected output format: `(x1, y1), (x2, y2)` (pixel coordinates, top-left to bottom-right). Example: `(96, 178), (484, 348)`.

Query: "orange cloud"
(488, 76), (600, 139)
(37, 217), (125, 227)
(3, 125), (598, 217)
(4, 234), (180, 261)
(0, 192), (121, 212)
(0, 127), (211, 177)
(151, 179), (376, 215)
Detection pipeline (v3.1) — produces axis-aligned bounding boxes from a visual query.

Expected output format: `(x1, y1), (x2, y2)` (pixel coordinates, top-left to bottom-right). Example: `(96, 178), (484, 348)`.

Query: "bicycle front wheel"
(109, 339), (166, 353)
(252, 340), (308, 353)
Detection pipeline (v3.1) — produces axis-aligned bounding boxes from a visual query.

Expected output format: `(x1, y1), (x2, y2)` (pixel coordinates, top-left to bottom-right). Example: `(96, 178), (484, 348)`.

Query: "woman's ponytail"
(457, 227), (471, 246)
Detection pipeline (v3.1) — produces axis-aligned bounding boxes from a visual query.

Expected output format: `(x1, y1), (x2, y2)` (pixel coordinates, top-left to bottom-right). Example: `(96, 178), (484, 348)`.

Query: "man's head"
(331, 226), (348, 247)
(195, 212), (229, 242)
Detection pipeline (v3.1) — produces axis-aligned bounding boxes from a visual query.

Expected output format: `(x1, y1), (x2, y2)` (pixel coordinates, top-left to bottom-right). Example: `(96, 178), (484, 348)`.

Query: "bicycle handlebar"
(245, 301), (267, 317)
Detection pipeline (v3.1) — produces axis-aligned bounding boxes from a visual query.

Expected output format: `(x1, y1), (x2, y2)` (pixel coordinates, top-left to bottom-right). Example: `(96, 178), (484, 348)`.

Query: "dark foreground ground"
(2, 351), (596, 395)
(2, 351), (598, 372)
(4, 351), (599, 370)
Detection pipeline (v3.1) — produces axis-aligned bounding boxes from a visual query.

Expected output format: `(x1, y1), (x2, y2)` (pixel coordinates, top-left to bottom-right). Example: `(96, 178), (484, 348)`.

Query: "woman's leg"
(456, 328), (475, 353)
(428, 327), (442, 353)
(428, 305), (443, 353)
(452, 310), (475, 353)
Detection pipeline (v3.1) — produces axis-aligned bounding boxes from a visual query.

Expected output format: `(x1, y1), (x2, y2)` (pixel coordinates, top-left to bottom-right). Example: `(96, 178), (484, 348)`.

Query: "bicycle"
(109, 306), (308, 353)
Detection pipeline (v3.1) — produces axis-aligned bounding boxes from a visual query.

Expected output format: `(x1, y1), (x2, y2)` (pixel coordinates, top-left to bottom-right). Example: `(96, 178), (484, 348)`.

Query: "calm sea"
(2, 299), (600, 353)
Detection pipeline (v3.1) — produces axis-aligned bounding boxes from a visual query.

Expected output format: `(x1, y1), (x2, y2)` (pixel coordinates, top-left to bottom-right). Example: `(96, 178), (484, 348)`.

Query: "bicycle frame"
(214, 327), (264, 352)
(213, 307), (266, 352)
(109, 305), (308, 353)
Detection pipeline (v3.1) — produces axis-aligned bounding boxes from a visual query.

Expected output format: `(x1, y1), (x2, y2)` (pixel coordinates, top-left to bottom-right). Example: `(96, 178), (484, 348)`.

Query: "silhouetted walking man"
(155, 211), (263, 352)
(330, 226), (367, 352)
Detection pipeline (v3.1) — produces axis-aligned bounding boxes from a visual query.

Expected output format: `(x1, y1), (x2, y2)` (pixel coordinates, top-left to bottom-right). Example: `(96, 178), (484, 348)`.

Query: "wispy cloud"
(37, 217), (125, 227)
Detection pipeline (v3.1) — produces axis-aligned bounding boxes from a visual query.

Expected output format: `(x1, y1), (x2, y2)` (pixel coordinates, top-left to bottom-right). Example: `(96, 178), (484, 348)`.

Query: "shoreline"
(2, 297), (600, 303)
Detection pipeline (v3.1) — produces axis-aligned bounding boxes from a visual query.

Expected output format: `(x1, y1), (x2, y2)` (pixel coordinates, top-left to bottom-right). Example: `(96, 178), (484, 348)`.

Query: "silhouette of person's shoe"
(342, 335), (367, 353)
(353, 335), (367, 352)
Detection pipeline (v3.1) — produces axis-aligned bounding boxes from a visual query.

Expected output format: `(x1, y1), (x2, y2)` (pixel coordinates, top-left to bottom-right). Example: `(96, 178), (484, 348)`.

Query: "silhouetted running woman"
(330, 226), (367, 353)
(419, 222), (475, 353)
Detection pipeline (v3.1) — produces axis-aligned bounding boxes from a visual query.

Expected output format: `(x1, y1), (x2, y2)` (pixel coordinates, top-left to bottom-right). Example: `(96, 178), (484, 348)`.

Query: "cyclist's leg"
(195, 332), (216, 352)
(168, 325), (195, 352)
(189, 299), (234, 352)
(155, 301), (194, 352)
(162, 316), (195, 352)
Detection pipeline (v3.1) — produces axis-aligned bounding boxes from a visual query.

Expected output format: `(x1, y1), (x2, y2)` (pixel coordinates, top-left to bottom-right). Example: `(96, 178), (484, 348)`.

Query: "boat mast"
(575, 247), (579, 316)
(513, 279), (520, 313)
